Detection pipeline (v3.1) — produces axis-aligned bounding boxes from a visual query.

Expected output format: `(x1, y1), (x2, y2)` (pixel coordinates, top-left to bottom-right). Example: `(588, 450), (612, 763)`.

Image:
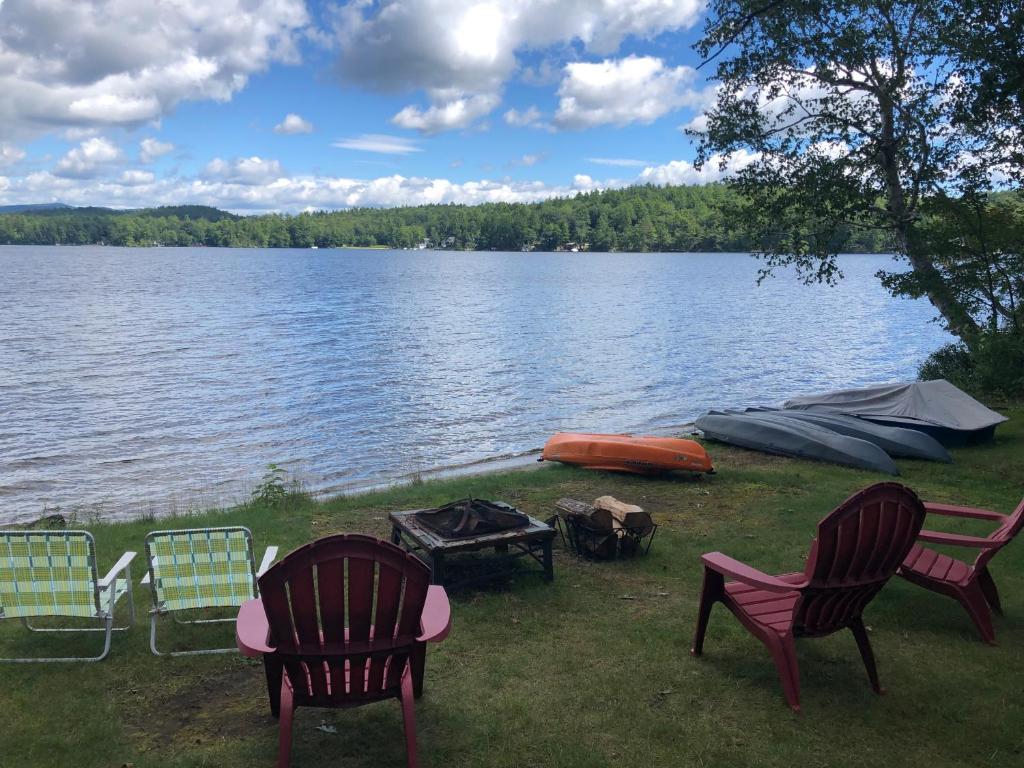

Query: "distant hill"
(134, 205), (238, 222)
(0, 203), (73, 214)
(0, 203), (234, 221)
(32, 205), (119, 216)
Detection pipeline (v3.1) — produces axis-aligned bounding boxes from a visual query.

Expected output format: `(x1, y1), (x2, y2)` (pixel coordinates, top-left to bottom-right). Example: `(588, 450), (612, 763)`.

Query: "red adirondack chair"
(900, 496), (1024, 644)
(236, 533), (451, 768)
(691, 482), (926, 712)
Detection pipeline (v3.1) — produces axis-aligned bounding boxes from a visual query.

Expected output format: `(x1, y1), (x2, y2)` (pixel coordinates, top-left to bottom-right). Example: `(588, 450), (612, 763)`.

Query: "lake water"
(0, 246), (950, 524)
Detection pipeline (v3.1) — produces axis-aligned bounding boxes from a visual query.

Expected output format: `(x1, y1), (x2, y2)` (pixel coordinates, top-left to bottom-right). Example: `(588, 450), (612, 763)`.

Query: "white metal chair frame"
(142, 526), (277, 657)
(0, 530), (136, 663)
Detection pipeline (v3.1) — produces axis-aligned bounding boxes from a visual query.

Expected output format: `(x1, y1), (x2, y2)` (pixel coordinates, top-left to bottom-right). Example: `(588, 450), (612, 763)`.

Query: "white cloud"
(332, 0), (704, 133)
(2, 154), (754, 217)
(554, 55), (706, 130)
(334, 0), (704, 92)
(64, 127), (102, 141)
(681, 112), (710, 134)
(0, 169), (590, 213)
(684, 68), (873, 141)
(0, 143), (26, 167)
(588, 157), (652, 167)
(54, 137), (122, 178)
(274, 113), (314, 134)
(0, 160), (723, 212)
(203, 156), (285, 185)
(0, 1), (309, 140)
(139, 138), (174, 163)
(520, 59), (562, 87)
(808, 140), (851, 161)
(638, 150), (761, 185)
(504, 106), (543, 128)
(67, 93), (161, 124)
(332, 134), (422, 155)
(572, 174), (601, 191)
(392, 92), (499, 134)
(120, 169), (155, 186)
(506, 153), (545, 169)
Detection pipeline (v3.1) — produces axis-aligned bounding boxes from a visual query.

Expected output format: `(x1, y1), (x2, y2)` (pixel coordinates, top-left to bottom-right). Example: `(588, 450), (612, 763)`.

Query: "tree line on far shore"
(0, 184), (893, 253)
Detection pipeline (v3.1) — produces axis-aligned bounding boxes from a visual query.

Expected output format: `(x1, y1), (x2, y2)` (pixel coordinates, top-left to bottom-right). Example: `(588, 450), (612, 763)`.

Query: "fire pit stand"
(389, 505), (555, 590)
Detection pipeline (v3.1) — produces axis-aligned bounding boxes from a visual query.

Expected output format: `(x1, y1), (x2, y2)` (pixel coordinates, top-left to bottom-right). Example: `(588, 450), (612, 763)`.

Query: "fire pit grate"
(415, 498), (530, 540)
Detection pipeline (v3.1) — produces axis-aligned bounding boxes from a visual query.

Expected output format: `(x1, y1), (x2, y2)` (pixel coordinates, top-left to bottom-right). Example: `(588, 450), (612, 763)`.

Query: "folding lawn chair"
(142, 526), (277, 656)
(0, 530), (136, 662)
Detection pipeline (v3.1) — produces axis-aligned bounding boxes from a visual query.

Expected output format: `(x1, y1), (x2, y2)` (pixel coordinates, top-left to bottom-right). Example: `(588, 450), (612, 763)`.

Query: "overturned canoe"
(541, 432), (714, 475)
(748, 408), (953, 463)
(695, 411), (900, 475)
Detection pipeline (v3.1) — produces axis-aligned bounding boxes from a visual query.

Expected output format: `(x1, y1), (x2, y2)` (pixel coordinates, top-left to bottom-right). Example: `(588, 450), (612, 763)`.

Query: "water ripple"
(0, 246), (950, 523)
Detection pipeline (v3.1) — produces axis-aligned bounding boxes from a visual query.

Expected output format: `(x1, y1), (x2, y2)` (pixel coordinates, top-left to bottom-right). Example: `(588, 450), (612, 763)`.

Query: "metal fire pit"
(415, 498), (530, 539)
(390, 503), (555, 589)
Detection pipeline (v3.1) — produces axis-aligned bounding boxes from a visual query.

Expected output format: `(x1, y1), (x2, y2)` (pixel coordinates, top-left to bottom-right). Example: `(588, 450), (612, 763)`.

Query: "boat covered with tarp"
(783, 379), (1007, 446)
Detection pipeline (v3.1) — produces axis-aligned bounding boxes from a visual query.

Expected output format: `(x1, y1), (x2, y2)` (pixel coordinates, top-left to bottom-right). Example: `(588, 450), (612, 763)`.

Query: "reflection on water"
(0, 246), (950, 523)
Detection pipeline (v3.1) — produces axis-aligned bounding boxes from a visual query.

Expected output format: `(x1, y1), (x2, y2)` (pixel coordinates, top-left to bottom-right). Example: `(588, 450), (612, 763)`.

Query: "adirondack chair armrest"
(98, 551), (137, 589)
(917, 529), (1001, 548)
(236, 598), (276, 656)
(924, 502), (1006, 522)
(256, 546), (279, 577)
(701, 552), (805, 592)
(417, 585), (452, 643)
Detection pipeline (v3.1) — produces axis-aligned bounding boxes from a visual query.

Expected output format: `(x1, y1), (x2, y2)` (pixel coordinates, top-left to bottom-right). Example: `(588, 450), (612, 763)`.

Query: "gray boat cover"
(783, 380), (1007, 432)
(696, 411), (900, 475)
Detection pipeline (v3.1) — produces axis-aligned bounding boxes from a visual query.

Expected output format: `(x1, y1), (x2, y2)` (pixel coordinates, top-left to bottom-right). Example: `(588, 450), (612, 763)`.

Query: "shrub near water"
(920, 331), (1024, 397)
(251, 463), (288, 507)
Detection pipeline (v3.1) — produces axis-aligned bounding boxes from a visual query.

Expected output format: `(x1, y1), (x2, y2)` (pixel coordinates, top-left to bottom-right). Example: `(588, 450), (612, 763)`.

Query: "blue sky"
(0, 1), (756, 213)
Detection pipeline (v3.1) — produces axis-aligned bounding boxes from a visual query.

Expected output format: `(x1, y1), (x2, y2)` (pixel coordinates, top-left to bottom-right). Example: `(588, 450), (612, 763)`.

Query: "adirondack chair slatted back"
(975, 497), (1024, 571)
(796, 483), (925, 636)
(145, 528), (256, 612)
(0, 531), (99, 619)
(258, 534), (431, 707)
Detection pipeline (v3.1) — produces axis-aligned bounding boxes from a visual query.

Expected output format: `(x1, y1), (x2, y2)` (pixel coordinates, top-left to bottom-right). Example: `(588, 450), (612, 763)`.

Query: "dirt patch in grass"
(124, 661), (272, 756)
(700, 441), (795, 470)
(311, 506), (394, 539)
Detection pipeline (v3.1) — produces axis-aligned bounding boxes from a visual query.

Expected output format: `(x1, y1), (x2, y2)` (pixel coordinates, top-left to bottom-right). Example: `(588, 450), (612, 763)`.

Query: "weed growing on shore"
(252, 463), (288, 507)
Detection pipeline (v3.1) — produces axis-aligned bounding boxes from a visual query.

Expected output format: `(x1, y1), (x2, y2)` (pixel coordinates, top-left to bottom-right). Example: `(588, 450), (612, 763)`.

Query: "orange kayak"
(541, 432), (714, 475)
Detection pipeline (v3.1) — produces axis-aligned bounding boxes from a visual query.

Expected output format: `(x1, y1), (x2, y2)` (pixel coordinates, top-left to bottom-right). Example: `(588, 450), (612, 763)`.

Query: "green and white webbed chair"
(0, 530), (136, 663)
(142, 527), (277, 656)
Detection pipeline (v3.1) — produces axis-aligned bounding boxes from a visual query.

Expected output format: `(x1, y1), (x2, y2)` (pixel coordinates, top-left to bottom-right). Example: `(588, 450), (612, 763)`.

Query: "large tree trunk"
(896, 225), (983, 346)
(878, 92), (983, 347)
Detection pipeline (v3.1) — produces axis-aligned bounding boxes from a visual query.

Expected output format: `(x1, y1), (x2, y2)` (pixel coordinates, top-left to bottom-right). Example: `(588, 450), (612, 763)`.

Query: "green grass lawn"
(2, 411), (1022, 768)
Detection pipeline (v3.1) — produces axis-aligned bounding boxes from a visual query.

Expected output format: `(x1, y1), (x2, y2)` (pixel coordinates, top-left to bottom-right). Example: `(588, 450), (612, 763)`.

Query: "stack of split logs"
(556, 495), (657, 559)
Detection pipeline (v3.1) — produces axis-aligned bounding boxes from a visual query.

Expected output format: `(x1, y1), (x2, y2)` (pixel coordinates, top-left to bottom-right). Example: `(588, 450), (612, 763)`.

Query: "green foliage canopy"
(694, 0), (1024, 346)
(0, 184), (890, 254)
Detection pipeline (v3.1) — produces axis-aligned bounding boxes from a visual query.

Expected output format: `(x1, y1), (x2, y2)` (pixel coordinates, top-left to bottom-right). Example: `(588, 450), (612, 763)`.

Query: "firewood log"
(555, 498), (595, 517)
(593, 495), (654, 537)
(555, 498), (617, 557)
